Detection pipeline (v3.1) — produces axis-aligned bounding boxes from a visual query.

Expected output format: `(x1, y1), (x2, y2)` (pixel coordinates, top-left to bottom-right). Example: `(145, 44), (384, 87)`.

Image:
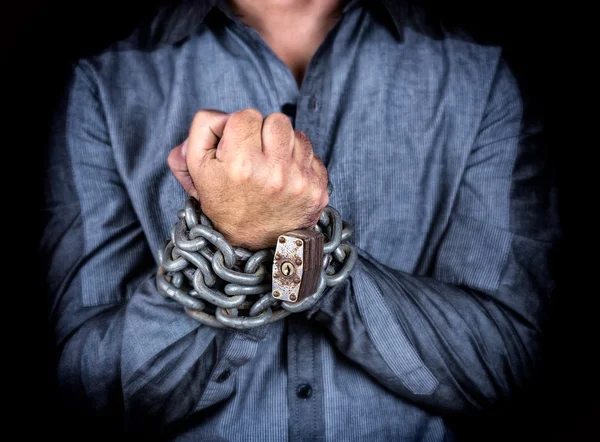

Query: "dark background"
(3, 0), (596, 440)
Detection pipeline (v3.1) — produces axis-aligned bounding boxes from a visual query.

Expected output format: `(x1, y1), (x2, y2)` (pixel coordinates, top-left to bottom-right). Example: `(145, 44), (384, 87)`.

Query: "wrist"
(216, 218), (313, 251)
(157, 195), (357, 329)
(216, 224), (276, 251)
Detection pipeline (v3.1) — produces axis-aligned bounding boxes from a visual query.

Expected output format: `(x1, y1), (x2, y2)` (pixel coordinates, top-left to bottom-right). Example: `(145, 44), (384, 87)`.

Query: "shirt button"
(216, 370), (231, 383)
(296, 383), (313, 399)
(309, 96), (318, 111)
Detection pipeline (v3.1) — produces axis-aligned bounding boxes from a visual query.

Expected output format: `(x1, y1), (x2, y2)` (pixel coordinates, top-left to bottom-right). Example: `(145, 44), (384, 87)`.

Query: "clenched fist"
(168, 109), (329, 250)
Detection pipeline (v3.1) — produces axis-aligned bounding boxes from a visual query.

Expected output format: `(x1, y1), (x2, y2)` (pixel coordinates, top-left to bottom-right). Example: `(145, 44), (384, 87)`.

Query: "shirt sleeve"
(41, 61), (268, 433)
(307, 54), (561, 414)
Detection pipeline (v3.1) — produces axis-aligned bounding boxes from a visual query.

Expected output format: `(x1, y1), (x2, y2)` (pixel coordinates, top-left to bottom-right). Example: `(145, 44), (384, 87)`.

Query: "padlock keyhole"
(281, 262), (294, 276)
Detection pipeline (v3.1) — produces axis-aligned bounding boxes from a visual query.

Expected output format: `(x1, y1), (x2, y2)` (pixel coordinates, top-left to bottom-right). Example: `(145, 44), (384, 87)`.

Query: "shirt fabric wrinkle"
(41, 1), (560, 440)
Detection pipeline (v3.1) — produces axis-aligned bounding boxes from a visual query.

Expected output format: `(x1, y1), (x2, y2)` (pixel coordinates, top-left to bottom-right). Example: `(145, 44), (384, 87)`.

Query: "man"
(41, 0), (560, 440)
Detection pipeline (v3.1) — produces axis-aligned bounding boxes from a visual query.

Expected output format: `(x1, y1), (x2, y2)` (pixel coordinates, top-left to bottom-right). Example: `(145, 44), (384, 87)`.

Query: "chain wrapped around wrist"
(156, 187), (357, 330)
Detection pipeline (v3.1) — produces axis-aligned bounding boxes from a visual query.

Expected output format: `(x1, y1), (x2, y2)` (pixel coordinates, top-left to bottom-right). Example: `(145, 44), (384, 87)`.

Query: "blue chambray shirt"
(41, 0), (560, 440)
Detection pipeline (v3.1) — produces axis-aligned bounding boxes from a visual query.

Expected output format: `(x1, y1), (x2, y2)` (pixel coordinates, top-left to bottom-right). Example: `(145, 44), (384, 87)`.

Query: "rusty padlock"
(271, 229), (324, 303)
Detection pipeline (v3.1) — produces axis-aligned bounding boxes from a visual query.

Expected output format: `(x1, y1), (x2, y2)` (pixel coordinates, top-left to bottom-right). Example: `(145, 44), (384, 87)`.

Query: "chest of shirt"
(91, 8), (495, 273)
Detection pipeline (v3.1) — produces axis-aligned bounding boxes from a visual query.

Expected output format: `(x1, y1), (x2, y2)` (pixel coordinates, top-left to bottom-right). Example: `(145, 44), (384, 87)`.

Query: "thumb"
(167, 139), (198, 199)
(187, 110), (231, 164)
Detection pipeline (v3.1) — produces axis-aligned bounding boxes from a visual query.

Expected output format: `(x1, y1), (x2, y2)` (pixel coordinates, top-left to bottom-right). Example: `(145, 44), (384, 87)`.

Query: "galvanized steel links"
(156, 188), (357, 329)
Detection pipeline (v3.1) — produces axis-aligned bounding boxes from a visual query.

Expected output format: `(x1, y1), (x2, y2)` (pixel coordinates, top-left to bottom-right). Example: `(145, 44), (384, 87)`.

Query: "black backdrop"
(3, 1), (596, 440)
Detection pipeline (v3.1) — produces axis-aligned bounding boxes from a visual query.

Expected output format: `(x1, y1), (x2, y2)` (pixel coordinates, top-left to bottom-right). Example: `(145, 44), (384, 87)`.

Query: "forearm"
(308, 238), (554, 414)
(54, 273), (271, 433)
(43, 63), (269, 430)
(306, 54), (558, 415)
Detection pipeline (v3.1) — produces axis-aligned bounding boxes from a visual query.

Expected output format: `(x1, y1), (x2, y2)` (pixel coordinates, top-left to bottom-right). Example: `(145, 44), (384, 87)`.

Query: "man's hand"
(168, 109), (329, 250)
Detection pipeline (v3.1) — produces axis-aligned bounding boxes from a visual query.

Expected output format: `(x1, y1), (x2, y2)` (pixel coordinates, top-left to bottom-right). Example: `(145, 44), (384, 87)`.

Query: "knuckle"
(264, 113), (293, 149)
(233, 108), (263, 124)
(242, 108), (263, 119)
(191, 109), (211, 129)
(294, 130), (313, 149)
(265, 169), (285, 193)
(296, 132), (316, 164)
(287, 165), (308, 196)
(226, 109), (263, 134)
(312, 167), (328, 191)
(265, 112), (292, 128)
(311, 173), (329, 208)
(226, 109), (263, 145)
(289, 179), (308, 198)
(228, 158), (254, 181)
(320, 190), (330, 209)
(315, 157), (328, 178)
(308, 185), (325, 206)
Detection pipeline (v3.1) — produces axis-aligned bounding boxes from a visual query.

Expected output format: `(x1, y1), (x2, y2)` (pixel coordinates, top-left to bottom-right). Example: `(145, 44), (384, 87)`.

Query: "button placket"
(286, 316), (325, 442)
(296, 383), (313, 399)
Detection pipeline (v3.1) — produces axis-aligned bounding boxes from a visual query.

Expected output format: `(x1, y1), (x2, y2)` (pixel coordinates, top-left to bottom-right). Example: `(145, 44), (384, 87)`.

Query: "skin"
(169, 0), (343, 250)
(226, 0), (345, 84)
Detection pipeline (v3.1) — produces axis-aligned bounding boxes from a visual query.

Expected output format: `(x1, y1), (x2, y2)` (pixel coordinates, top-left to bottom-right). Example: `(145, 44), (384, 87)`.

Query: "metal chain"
(156, 192), (357, 330)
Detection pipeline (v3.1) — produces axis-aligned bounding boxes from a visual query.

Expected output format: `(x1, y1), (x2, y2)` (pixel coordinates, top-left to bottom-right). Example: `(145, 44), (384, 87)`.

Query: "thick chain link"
(156, 193), (357, 329)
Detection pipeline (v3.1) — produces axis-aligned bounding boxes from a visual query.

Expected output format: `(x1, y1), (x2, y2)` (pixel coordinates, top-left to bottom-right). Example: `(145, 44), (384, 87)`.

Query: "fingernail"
(181, 139), (188, 159)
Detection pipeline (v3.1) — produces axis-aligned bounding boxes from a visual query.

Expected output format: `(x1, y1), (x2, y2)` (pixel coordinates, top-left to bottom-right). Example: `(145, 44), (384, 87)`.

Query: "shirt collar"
(147, 0), (407, 46)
